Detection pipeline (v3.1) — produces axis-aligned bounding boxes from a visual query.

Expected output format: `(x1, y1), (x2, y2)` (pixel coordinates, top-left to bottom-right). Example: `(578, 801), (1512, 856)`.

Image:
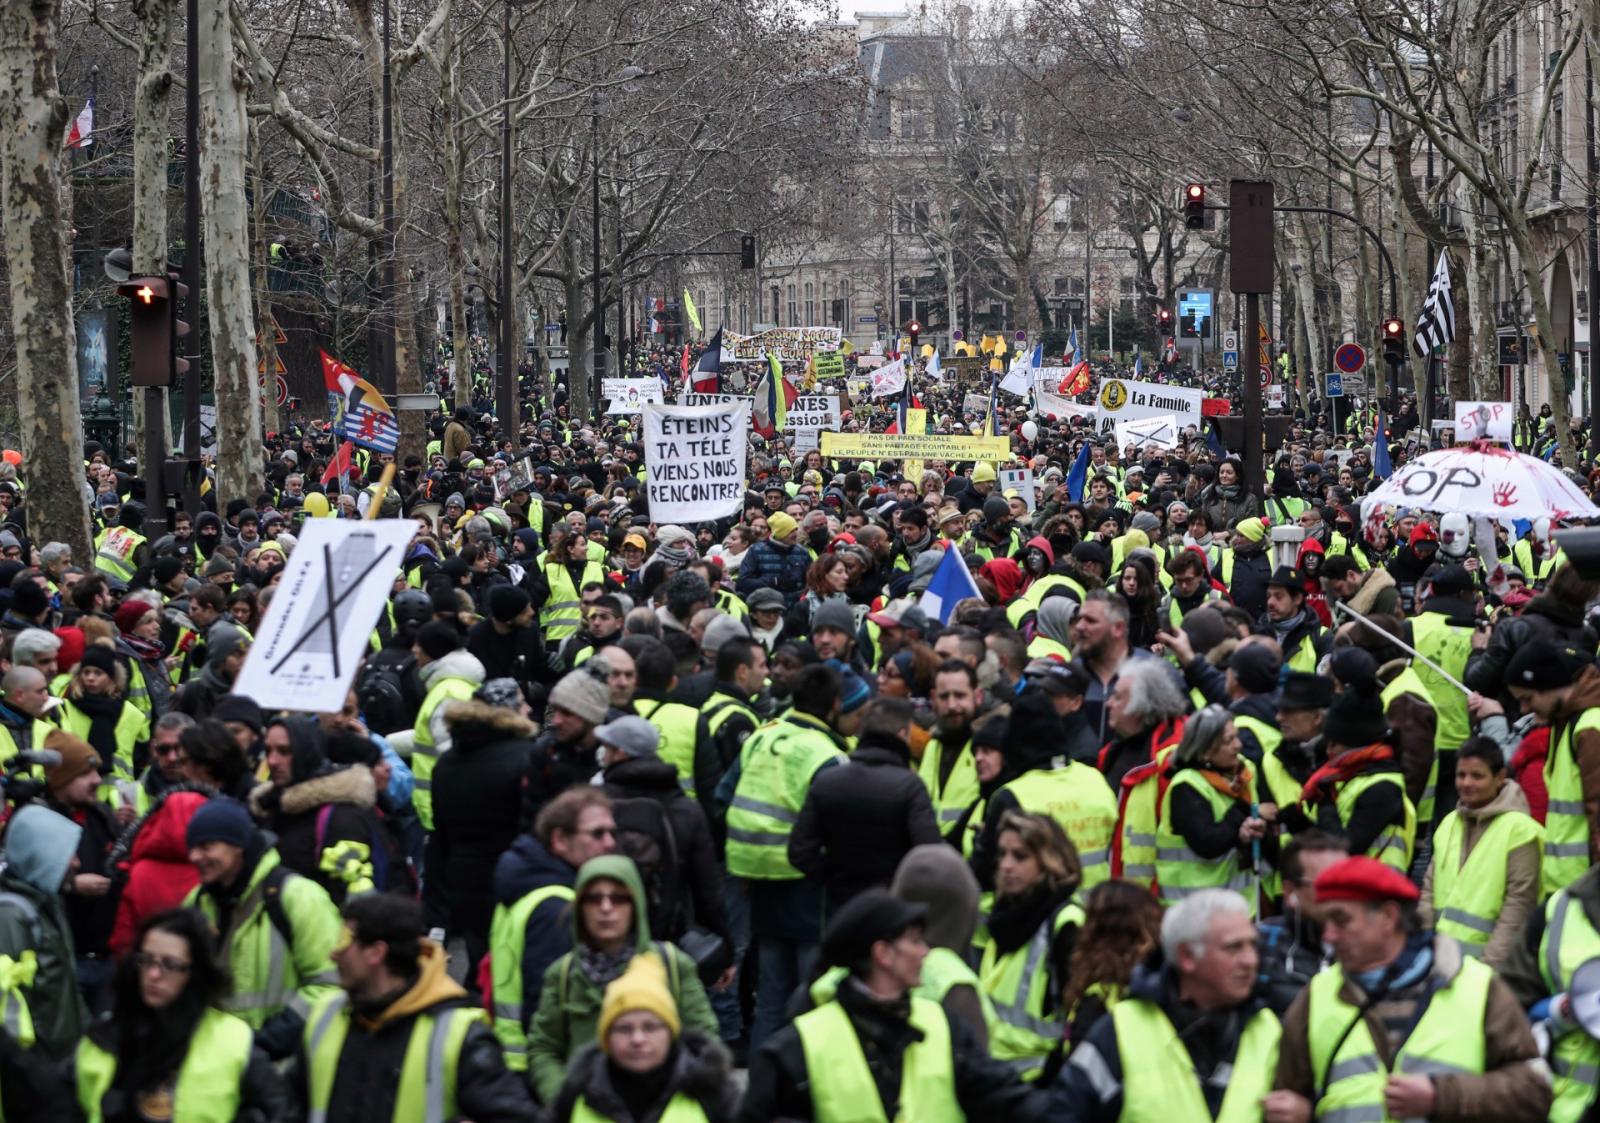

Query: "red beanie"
(53, 627), (85, 673)
(113, 598), (158, 636)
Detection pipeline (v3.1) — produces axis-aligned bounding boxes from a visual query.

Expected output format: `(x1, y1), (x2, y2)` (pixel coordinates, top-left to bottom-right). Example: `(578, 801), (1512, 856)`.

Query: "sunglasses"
(581, 890), (630, 907)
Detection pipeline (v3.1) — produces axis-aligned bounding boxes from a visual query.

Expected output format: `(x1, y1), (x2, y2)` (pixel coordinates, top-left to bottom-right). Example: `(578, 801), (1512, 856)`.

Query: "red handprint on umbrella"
(1492, 481), (1517, 507)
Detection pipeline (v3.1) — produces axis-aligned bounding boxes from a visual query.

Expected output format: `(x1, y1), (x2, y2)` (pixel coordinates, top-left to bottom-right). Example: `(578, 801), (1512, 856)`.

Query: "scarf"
(122, 634), (164, 662)
(1301, 743), (1394, 804)
(577, 942), (635, 988)
(1193, 760), (1255, 804)
(72, 691), (124, 765)
(1268, 606), (1313, 647)
(987, 879), (1078, 956)
(651, 541), (694, 572)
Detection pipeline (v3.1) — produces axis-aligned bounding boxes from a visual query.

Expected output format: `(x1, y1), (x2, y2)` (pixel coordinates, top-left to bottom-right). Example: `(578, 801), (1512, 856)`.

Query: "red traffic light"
(1382, 318), (1404, 338)
(1184, 183), (1206, 229)
(1186, 184), (1204, 200)
(906, 319), (922, 337)
(1156, 307), (1173, 324)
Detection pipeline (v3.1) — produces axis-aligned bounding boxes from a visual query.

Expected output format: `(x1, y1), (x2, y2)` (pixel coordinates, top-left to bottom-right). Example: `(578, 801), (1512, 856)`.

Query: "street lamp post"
(378, 0), (396, 397)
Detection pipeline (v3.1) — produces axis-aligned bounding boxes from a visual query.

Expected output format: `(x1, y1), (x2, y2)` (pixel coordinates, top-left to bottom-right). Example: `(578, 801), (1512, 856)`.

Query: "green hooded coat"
(525, 854), (715, 1103)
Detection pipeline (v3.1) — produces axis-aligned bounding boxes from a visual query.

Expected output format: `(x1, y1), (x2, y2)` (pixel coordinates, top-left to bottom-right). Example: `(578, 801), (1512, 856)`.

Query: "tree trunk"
(440, 18), (470, 407)
(198, 0), (263, 505)
(1512, 222), (1580, 466)
(249, 123), (279, 437)
(1462, 203), (1500, 400)
(0, 0), (93, 558)
(565, 230), (592, 421)
(131, 0), (175, 467)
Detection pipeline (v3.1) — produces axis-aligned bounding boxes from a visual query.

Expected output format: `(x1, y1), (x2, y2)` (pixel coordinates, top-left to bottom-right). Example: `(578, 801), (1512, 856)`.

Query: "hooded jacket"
(552, 1029), (738, 1123)
(890, 843), (989, 1048)
(250, 744), (390, 908)
(431, 701), (535, 941)
(108, 788), (208, 958)
(1421, 779), (1541, 969)
(290, 941), (534, 1123)
(788, 730), (942, 913)
(1466, 590), (1600, 703)
(491, 832), (579, 1028)
(0, 804), (87, 1058)
(526, 854), (717, 1104)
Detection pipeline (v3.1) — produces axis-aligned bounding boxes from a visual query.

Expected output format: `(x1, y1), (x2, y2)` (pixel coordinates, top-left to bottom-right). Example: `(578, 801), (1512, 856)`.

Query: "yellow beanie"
(767, 511), (799, 542)
(597, 953), (680, 1052)
(1236, 517), (1267, 543)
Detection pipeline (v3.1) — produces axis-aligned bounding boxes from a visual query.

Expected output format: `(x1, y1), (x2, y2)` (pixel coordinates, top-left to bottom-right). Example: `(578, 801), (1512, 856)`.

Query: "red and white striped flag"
(64, 98), (93, 149)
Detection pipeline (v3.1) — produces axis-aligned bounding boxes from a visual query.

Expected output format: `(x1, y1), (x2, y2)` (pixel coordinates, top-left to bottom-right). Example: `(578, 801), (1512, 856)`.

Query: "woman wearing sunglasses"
(72, 908), (291, 1121)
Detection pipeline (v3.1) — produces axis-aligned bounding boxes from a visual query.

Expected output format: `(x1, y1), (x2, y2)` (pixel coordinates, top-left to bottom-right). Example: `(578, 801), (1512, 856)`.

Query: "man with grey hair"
(136, 711), (195, 809)
(9, 628), (61, 682)
(39, 542), (72, 592)
(1051, 888), (1275, 1122)
(1099, 655), (1192, 787)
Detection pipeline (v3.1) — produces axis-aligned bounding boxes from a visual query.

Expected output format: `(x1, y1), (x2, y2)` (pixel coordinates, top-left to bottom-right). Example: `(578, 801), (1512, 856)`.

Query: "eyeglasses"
(153, 743), (184, 758)
(581, 890), (630, 907)
(580, 827), (616, 841)
(134, 952), (191, 976)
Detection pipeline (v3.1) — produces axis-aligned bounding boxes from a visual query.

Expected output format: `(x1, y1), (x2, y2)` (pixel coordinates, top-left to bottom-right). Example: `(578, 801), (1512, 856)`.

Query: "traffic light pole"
(182, 0), (202, 516)
(1243, 292), (1264, 497)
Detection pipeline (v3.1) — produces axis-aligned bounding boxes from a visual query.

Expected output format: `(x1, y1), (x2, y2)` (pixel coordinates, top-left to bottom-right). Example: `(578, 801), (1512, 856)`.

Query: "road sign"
(1333, 342), (1366, 374)
(1222, 350), (1239, 370)
(1325, 371), (1345, 398)
(1221, 332), (1239, 353)
(275, 373), (289, 406)
(1260, 365), (1273, 387)
(858, 315), (878, 324)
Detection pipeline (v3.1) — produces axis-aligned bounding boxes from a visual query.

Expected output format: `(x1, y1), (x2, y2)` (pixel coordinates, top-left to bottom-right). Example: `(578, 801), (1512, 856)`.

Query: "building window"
(787, 284), (797, 326)
(804, 282), (815, 324)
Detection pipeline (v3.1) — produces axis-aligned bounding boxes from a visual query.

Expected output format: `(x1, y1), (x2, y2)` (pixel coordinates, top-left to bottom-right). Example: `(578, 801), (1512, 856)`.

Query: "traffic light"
(120, 276), (174, 386)
(170, 271), (190, 380)
(1382, 317), (1406, 364)
(906, 319), (922, 350)
(1183, 183), (1206, 229)
(1156, 307), (1173, 329)
(740, 235), (756, 270)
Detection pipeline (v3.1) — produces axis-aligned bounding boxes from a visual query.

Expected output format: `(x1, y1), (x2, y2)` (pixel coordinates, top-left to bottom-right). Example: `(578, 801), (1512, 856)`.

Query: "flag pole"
(1331, 600), (1470, 694)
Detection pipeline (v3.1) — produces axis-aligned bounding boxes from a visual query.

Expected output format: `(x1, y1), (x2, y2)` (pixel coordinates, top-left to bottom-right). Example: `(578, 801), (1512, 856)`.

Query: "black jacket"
(491, 834), (576, 1020)
(740, 973), (1050, 1123)
(248, 765), (397, 907)
(466, 618), (548, 688)
(518, 729), (601, 832)
(787, 733), (942, 912)
(1221, 546), (1272, 619)
(429, 701), (536, 938)
(551, 1030), (738, 1123)
(693, 686), (758, 854)
(1051, 960), (1276, 1123)
(44, 793), (120, 958)
(601, 755), (730, 945)
(1467, 592), (1598, 703)
(1257, 907), (1328, 1015)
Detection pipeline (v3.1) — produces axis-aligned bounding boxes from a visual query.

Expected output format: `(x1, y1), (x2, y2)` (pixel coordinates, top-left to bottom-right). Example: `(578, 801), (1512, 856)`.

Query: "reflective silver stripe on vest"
(1124, 831), (1156, 846)
(413, 779), (431, 792)
(1397, 1055), (1473, 1076)
(725, 827), (790, 847)
(1439, 907), (1495, 935)
(1157, 846), (1200, 861)
(1552, 1055), (1600, 1083)
(729, 794), (798, 823)
(306, 994), (350, 1123)
(1325, 1052), (1383, 1084)
(1547, 842), (1590, 858)
(424, 1008), (462, 1123)
(1548, 893), (1572, 992)
(1122, 863), (1156, 879)
(991, 920), (1058, 1036)
(937, 807), (967, 824)
(1162, 875), (1253, 899)
(1317, 1108), (1386, 1123)
(1078, 848), (1108, 869)
(0, 991), (25, 1042)
(493, 1001), (519, 1021)
(1069, 1041), (1120, 1101)
(1547, 799), (1586, 815)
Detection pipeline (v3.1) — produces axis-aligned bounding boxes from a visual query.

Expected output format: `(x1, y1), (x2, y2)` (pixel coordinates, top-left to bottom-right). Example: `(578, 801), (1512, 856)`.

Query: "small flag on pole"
(321, 350), (399, 454)
(64, 97), (93, 149)
(1413, 249), (1457, 357)
(918, 546), (982, 625)
(690, 328), (723, 393)
(1065, 440), (1091, 502)
(683, 290), (702, 335)
(926, 349), (943, 380)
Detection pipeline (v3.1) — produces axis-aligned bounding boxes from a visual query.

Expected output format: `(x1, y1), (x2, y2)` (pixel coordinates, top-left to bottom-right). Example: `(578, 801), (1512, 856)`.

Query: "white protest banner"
(642, 401), (750, 523)
(1114, 413), (1181, 450)
(869, 358), (907, 397)
(999, 467), (1036, 512)
(793, 428), (820, 452)
(682, 394), (752, 408)
(1034, 390), (1095, 420)
(1095, 378), (1203, 435)
(232, 518), (415, 713)
(1033, 366), (1072, 389)
(962, 392), (990, 415)
(602, 378), (664, 414)
(1454, 401), (1514, 443)
(788, 394), (844, 430)
(720, 326), (841, 363)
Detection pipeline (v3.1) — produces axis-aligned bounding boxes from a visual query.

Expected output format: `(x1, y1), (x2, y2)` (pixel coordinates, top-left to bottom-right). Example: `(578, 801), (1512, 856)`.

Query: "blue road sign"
(1325, 371), (1345, 398)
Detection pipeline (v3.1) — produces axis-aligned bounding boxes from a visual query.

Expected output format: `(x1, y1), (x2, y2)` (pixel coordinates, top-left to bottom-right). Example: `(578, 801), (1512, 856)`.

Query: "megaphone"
(1567, 957), (1600, 1038)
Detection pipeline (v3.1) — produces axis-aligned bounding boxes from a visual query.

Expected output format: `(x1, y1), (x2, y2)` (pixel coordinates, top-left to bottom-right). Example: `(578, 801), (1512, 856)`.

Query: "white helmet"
(1439, 512), (1470, 558)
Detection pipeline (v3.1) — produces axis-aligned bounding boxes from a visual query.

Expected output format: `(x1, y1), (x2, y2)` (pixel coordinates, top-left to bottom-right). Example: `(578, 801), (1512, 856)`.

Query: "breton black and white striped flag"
(1413, 248), (1456, 357)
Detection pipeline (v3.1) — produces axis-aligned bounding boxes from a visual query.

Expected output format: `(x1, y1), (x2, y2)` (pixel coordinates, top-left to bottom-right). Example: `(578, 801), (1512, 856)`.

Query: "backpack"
(355, 659), (410, 735)
(611, 797), (688, 941)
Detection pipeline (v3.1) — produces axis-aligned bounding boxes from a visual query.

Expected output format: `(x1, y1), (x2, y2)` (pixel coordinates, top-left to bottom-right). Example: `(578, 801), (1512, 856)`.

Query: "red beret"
(1314, 856), (1420, 905)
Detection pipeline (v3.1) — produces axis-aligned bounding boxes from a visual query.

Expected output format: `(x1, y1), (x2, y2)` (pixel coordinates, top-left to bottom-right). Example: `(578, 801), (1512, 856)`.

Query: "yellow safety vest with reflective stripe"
(715, 589), (748, 621)
(998, 764), (1116, 888)
(93, 526), (145, 582)
(978, 900), (1082, 1080)
(1430, 806), (1542, 956)
(1410, 613), (1473, 753)
(182, 850), (340, 1029)
(572, 1096), (707, 1123)
(919, 735), (978, 839)
(1380, 665), (1437, 825)
(1538, 887), (1600, 1123)
(75, 1007), (251, 1123)
(795, 995), (963, 1123)
(635, 698), (702, 797)
(539, 560), (606, 642)
(58, 698), (148, 807)
(410, 674), (478, 831)
(304, 992), (484, 1123)
(1025, 635), (1072, 662)
(1008, 574), (1087, 629)
(0, 716), (58, 775)
(1545, 707), (1600, 896)
(1512, 540), (1563, 588)
(1155, 767), (1258, 913)
(488, 884), (574, 1072)
(1115, 746), (1176, 888)
(918, 944), (998, 1041)
(1307, 955), (1492, 1123)
(725, 712), (845, 880)
(1335, 772), (1415, 873)
(1283, 629), (1321, 674)
(1112, 996), (1280, 1123)
(1325, 531), (1370, 571)
(1234, 714), (1298, 807)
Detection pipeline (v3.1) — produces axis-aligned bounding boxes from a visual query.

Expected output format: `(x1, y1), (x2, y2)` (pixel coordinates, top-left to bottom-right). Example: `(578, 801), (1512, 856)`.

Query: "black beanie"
(153, 555), (186, 586)
(10, 580), (48, 619)
(1322, 681), (1389, 748)
(488, 584), (532, 624)
(415, 619), (462, 661)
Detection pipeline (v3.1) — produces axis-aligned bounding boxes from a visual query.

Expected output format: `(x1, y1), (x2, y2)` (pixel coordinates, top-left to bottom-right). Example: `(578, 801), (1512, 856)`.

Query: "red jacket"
(1510, 727), (1551, 825)
(109, 790), (207, 959)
